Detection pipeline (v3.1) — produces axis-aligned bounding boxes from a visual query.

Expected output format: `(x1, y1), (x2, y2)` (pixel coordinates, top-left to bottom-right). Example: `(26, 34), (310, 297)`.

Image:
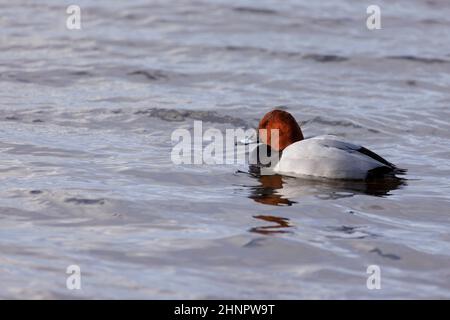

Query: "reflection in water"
(249, 215), (293, 235)
(243, 173), (406, 206)
(248, 175), (297, 206)
(237, 170), (406, 237)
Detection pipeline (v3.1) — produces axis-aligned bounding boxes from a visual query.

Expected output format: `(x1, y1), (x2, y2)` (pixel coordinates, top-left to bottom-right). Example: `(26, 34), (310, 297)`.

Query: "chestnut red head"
(258, 109), (304, 151)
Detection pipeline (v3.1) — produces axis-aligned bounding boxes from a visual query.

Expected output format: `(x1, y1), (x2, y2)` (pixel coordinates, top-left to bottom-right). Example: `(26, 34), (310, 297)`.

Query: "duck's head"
(258, 109), (304, 151)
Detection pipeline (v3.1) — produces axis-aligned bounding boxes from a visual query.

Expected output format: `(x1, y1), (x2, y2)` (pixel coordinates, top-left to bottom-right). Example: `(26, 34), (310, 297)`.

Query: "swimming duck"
(254, 109), (403, 180)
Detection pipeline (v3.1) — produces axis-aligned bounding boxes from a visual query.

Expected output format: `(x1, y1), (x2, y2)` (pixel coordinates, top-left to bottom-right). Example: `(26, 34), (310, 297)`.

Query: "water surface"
(1, 0), (450, 299)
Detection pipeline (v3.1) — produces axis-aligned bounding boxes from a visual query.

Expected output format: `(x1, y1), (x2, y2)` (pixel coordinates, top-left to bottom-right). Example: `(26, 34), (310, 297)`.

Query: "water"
(1, 0), (450, 299)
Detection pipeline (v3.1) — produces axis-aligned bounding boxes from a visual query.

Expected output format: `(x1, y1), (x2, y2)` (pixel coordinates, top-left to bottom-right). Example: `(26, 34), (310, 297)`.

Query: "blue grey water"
(1, 0), (450, 299)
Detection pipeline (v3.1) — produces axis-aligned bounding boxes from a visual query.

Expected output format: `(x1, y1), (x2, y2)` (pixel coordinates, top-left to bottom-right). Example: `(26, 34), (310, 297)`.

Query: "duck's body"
(274, 135), (397, 180)
(255, 110), (403, 181)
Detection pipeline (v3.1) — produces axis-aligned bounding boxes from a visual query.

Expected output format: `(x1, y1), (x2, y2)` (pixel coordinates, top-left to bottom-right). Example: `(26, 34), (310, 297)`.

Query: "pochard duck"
(254, 110), (403, 180)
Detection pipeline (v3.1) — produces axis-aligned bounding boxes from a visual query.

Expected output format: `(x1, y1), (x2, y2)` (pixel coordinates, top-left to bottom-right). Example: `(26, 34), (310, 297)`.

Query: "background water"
(1, 0), (450, 299)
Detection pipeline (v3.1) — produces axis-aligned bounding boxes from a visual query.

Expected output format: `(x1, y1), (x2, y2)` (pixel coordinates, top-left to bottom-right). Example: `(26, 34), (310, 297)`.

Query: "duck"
(252, 109), (404, 180)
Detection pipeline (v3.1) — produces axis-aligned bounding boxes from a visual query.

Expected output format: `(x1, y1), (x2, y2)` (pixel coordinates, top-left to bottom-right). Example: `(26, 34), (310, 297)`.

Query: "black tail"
(366, 166), (407, 180)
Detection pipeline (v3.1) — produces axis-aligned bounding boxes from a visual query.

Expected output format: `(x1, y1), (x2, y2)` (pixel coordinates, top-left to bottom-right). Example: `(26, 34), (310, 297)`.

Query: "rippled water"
(1, 0), (450, 299)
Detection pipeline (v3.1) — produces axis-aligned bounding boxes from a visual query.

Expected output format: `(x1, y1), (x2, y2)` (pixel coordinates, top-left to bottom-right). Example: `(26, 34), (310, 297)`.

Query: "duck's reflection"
(249, 215), (293, 235)
(247, 173), (406, 206)
(249, 175), (297, 206)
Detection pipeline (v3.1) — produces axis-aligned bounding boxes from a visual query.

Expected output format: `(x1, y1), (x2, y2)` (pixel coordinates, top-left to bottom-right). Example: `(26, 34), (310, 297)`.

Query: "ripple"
(303, 54), (348, 63)
(370, 248), (401, 261)
(387, 55), (449, 64)
(135, 108), (250, 127)
(232, 7), (278, 15)
(64, 198), (106, 205)
(127, 70), (168, 81)
(305, 116), (380, 133)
